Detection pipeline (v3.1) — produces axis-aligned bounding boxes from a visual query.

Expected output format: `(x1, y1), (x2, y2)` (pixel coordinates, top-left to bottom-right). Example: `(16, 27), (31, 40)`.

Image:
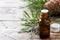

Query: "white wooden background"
(0, 0), (29, 40)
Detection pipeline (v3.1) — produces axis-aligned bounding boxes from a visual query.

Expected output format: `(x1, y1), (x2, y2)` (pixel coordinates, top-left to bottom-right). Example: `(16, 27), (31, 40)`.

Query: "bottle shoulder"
(39, 18), (51, 25)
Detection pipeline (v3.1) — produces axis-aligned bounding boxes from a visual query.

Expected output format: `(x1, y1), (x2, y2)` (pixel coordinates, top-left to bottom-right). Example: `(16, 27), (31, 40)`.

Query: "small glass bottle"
(39, 9), (51, 39)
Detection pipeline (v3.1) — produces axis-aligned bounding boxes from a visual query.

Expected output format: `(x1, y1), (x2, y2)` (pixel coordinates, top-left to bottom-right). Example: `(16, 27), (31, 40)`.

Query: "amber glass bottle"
(39, 9), (51, 39)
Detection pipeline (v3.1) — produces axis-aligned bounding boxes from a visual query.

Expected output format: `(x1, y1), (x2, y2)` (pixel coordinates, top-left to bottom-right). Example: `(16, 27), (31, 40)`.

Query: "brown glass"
(39, 12), (51, 39)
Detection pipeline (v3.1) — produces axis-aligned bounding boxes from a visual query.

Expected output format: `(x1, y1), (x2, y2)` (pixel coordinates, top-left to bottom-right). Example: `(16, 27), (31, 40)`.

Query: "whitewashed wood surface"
(0, 0), (28, 40)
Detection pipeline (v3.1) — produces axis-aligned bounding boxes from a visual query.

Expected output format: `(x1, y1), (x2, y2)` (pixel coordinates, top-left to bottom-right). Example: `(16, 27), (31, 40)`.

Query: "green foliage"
(55, 18), (60, 24)
(27, 0), (47, 19)
(21, 11), (39, 32)
(21, 0), (47, 33)
(27, 0), (47, 11)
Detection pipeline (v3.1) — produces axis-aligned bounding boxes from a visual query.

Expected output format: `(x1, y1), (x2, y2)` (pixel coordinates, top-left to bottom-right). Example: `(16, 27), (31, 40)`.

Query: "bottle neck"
(41, 12), (48, 19)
